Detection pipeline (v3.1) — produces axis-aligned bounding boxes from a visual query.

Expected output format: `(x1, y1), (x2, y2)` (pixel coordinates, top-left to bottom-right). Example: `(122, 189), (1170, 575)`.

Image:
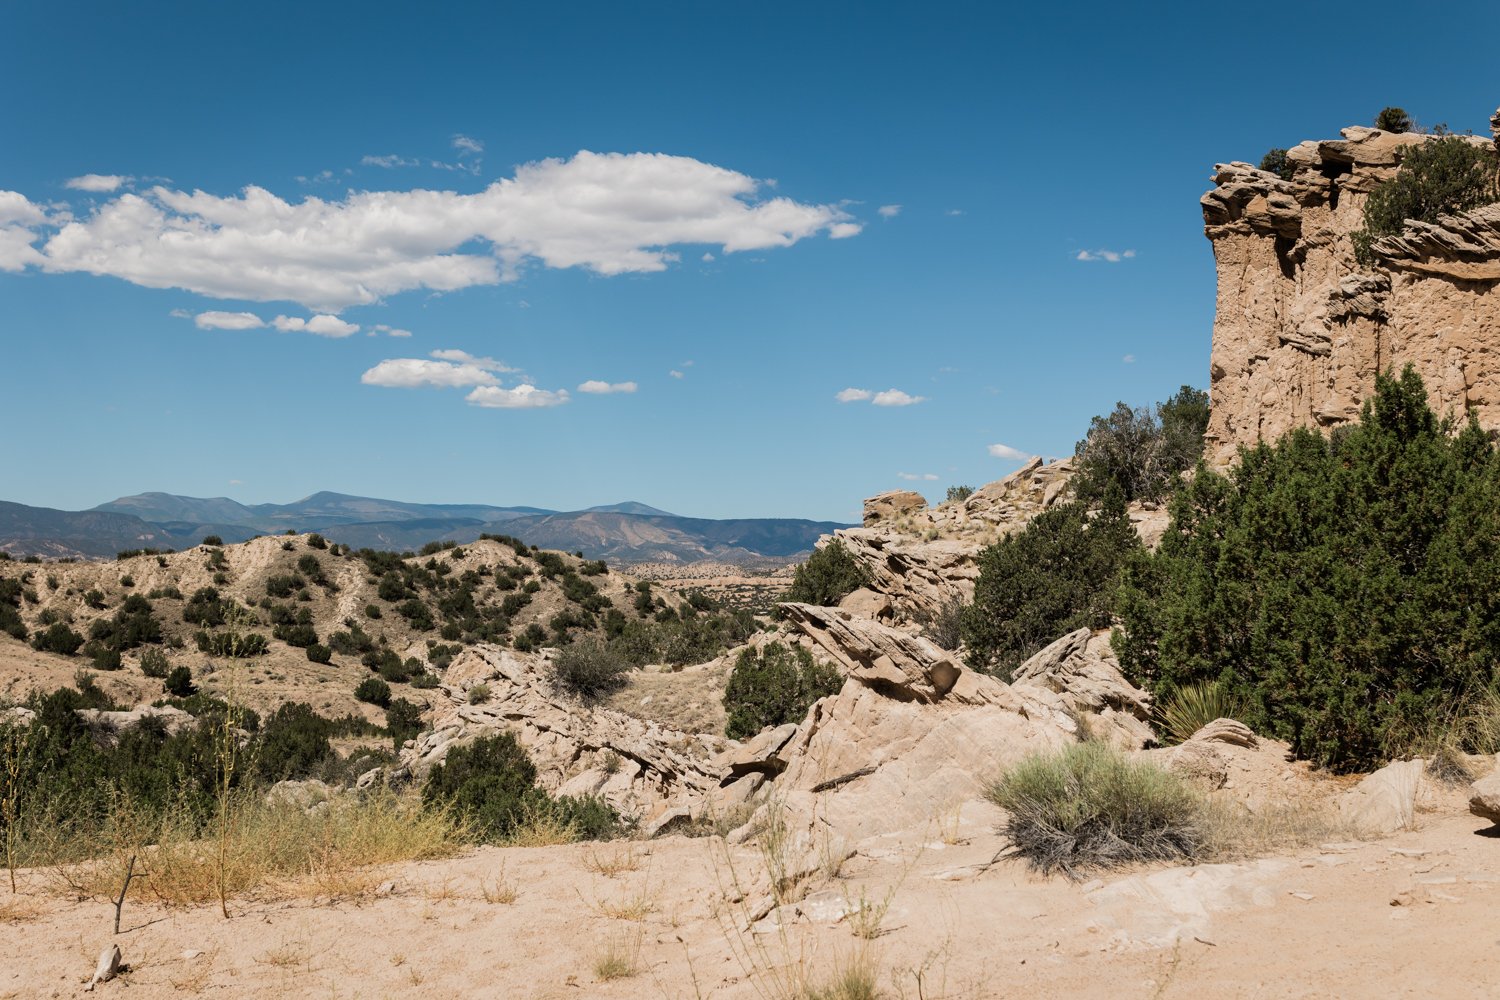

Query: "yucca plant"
(1159, 682), (1244, 746)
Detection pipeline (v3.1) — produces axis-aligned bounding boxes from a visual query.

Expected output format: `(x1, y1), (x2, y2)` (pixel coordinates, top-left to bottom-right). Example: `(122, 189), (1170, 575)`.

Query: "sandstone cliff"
(1202, 114), (1500, 464)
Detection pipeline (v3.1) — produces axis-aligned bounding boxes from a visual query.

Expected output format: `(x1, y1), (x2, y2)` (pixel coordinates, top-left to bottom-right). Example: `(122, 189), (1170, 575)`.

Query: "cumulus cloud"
(361, 358), (501, 388)
(838, 387), (925, 406)
(877, 204), (901, 218)
(577, 380), (637, 394)
(194, 310), (265, 330)
(65, 174), (130, 192)
(898, 472), (938, 481)
(466, 384), (569, 409)
(987, 443), (1030, 461)
(0, 192), (48, 270)
(372, 323), (412, 337)
(1076, 248), (1137, 263)
(2, 152), (857, 311)
(1122, 353), (1136, 363)
(452, 135), (484, 156)
(361, 154), (421, 169)
(871, 389), (925, 407)
(669, 370), (685, 379)
(271, 314), (360, 337)
(428, 349), (515, 372)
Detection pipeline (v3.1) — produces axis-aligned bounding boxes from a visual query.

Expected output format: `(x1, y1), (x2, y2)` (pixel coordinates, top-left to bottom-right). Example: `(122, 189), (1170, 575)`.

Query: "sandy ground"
(6, 792), (1499, 999)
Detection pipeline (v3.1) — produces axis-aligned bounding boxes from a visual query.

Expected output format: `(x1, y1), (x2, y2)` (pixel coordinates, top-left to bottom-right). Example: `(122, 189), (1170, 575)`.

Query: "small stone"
(85, 944), (121, 992)
(376, 880), (396, 896)
(1289, 891), (1315, 901)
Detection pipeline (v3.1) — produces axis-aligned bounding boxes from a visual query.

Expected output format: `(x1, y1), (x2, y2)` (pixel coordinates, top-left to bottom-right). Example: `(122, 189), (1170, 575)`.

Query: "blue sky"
(3, 2), (1497, 522)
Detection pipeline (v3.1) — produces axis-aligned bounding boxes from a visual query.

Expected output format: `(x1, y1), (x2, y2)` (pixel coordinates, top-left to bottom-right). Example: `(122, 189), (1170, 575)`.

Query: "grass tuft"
(1159, 682), (1243, 746)
(987, 741), (1204, 879)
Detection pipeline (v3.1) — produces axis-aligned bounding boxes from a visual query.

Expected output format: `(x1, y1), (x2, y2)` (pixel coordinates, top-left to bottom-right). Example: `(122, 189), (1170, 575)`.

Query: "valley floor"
(6, 795), (1497, 999)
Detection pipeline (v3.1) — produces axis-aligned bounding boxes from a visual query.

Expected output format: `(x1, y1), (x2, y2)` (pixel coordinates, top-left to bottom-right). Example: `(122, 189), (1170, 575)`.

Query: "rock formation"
(1202, 120), (1500, 464)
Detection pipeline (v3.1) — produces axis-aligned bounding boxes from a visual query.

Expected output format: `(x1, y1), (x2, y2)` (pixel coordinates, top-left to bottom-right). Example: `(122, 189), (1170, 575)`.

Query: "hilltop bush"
(961, 492), (1139, 678)
(1352, 136), (1499, 265)
(1374, 106), (1413, 133)
(550, 639), (632, 699)
(783, 541), (870, 607)
(1072, 385), (1210, 504)
(1115, 366), (1500, 771)
(355, 677), (392, 708)
(32, 622), (84, 656)
(1258, 147), (1295, 181)
(723, 642), (842, 740)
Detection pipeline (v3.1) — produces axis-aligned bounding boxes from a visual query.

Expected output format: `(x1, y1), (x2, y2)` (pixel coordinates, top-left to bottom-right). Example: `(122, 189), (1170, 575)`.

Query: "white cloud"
(669, 370), (685, 379)
(65, 174), (130, 193)
(360, 358), (501, 388)
(428, 349), (515, 372)
(228, 479), (242, 485)
(577, 380), (637, 394)
(835, 388), (873, 403)
(897, 472), (938, 481)
(466, 384), (569, 409)
(194, 310), (265, 330)
(987, 443), (1030, 461)
(877, 204), (901, 218)
(4, 152), (857, 311)
(1122, 353), (1136, 364)
(372, 323), (412, 337)
(701, 252), (715, 261)
(0, 192), (47, 270)
(452, 135), (484, 156)
(361, 154), (421, 169)
(945, 209), (964, 216)
(1076, 248), (1137, 263)
(871, 389), (925, 407)
(272, 314), (360, 337)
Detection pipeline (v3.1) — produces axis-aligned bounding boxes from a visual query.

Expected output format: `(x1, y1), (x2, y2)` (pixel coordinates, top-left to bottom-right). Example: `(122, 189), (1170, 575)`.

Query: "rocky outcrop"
(74, 704), (200, 747)
(833, 457), (1076, 621)
(1008, 628), (1154, 749)
(398, 645), (726, 825)
(1203, 121), (1500, 464)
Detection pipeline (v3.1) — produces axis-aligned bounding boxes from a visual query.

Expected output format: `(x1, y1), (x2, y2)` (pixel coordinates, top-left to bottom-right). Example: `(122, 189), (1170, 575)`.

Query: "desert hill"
(0, 491), (850, 563)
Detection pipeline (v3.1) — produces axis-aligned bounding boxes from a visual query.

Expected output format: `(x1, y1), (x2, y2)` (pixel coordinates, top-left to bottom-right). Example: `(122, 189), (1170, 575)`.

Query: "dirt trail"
(6, 797), (1498, 999)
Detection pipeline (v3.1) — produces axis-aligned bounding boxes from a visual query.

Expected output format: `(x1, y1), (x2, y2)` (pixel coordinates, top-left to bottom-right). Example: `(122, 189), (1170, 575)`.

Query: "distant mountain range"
(0, 492), (848, 564)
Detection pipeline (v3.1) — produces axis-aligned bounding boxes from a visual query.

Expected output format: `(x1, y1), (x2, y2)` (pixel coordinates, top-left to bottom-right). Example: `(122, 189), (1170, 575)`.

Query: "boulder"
(1468, 762), (1500, 826)
(1009, 628), (1154, 749)
(75, 704), (199, 747)
(863, 490), (927, 526)
(779, 603), (960, 702)
(1339, 759), (1432, 835)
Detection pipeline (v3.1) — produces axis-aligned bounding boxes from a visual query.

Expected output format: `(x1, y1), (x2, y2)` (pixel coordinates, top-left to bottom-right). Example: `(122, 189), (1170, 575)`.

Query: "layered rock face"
(1202, 119), (1500, 464)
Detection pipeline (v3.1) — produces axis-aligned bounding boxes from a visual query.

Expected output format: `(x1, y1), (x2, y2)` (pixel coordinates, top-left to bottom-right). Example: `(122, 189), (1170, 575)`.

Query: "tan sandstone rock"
(1202, 124), (1500, 465)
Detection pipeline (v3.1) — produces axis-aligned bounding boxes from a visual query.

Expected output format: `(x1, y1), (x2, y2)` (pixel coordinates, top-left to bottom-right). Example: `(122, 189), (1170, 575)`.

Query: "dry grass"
(45, 789), (466, 906)
(503, 801), (580, 848)
(807, 946), (882, 1000)
(592, 882), (658, 921)
(844, 887), (893, 941)
(1200, 797), (1362, 859)
(0, 894), (42, 922)
(592, 927), (643, 981)
(479, 864), (519, 904)
(582, 844), (642, 878)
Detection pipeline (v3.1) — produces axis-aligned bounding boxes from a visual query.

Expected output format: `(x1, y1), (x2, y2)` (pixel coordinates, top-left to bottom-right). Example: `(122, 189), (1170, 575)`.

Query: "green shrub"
(1258, 147), (1295, 181)
(183, 587), (228, 627)
(1158, 682), (1245, 746)
(306, 643), (332, 664)
(397, 599), (434, 631)
(410, 671), (439, 689)
(1115, 366), (1500, 771)
(551, 639), (632, 699)
(194, 629), (268, 657)
(945, 484), (974, 504)
(139, 647), (171, 678)
(253, 702), (335, 781)
(783, 541), (870, 607)
(1374, 106), (1412, 133)
(1073, 385), (1209, 504)
(32, 622), (84, 656)
(355, 677), (392, 707)
(988, 741), (1204, 879)
(961, 493), (1139, 678)
(265, 574), (304, 599)
(91, 647), (122, 671)
(385, 698), (423, 748)
(306, 533), (327, 549)
(722, 642), (842, 741)
(364, 603), (382, 619)
(201, 535), (223, 546)
(1353, 136), (1498, 265)
(164, 665), (195, 697)
(273, 622), (319, 648)
(466, 684), (491, 705)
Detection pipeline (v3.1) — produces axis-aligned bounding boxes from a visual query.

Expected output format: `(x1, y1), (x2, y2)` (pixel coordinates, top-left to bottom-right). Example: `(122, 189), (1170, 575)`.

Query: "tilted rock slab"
(399, 645), (726, 826)
(1202, 124), (1500, 465)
